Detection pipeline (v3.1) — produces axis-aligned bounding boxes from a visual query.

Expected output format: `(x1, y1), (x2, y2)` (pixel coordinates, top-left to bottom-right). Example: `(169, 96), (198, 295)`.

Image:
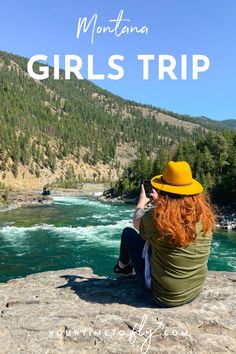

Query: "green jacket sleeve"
(139, 208), (158, 241)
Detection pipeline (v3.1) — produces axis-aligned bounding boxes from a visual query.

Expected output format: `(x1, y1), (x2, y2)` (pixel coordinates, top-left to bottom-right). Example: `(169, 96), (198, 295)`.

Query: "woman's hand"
(133, 184), (149, 230)
(149, 189), (158, 204)
(136, 184), (150, 209)
(133, 185), (158, 231)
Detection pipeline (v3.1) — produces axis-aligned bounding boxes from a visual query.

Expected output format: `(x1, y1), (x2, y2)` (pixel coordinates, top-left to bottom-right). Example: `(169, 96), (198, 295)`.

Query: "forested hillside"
(112, 131), (236, 204)
(0, 50), (234, 189)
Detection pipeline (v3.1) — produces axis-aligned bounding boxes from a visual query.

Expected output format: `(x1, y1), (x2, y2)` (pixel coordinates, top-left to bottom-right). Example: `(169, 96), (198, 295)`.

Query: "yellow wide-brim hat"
(151, 161), (203, 195)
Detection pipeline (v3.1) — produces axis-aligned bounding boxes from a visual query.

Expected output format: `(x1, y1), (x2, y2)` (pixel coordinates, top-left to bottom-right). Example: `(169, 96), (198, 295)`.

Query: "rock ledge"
(0, 268), (235, 353)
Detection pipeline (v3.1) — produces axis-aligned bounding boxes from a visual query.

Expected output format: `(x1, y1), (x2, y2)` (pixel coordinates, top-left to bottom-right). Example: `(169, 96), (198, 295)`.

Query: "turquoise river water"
(0, 195), (235, 283)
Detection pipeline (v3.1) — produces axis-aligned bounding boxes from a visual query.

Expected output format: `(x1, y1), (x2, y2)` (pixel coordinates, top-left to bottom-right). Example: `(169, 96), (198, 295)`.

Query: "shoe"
(113, 262), (135, 277)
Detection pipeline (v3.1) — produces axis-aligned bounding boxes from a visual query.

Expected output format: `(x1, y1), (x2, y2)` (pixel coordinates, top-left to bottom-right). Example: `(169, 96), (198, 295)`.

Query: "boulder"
(0, 268), (235, 353)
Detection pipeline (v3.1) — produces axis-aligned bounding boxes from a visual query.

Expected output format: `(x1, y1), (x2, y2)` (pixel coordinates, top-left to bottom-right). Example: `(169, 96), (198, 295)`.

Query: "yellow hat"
(151, 161), (203, 195)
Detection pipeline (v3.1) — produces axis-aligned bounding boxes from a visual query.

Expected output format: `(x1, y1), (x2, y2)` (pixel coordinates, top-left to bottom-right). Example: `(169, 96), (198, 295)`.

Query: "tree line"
(112, 131), (236, 205)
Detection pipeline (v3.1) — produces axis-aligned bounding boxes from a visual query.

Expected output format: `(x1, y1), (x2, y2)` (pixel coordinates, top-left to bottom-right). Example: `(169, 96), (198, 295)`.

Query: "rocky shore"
(52, 183), (106, 197)
(216, 206), (236, 231)
(0, 268), (235, 353)
(99, 193), (236, 231)
(0, 184), (106, 212)
(0, 190), (53, 212)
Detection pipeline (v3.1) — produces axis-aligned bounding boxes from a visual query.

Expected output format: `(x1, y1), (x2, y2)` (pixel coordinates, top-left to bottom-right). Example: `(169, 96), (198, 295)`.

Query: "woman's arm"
(133, 185), (158, 231)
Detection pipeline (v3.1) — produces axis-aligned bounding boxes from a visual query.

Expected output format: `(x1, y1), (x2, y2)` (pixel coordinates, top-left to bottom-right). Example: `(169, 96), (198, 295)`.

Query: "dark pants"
(119, 227), (171, 307)
(119, 227), (146, 286)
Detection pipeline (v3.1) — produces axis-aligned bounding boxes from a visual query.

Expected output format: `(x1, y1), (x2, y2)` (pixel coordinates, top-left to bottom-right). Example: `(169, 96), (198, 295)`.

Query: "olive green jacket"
(139, 208), (213, 306)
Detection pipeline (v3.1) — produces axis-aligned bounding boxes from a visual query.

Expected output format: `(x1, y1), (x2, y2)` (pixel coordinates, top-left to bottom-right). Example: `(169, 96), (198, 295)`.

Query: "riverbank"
(99, 194), (236, 231)
(0, 184), (106, 212)
(0, 190), (53, 212)
(51, 183), (106, 196)
(216, 206), (236, 231)
(0, 267), (235, 353)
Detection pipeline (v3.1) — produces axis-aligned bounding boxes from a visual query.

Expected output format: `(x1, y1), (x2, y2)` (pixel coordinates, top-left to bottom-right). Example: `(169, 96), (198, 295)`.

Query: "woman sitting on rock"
(114, 161), (216, 307)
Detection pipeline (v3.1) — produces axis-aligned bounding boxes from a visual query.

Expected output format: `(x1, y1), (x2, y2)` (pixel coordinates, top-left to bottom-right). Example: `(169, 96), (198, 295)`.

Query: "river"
(0, 195), (235, 283)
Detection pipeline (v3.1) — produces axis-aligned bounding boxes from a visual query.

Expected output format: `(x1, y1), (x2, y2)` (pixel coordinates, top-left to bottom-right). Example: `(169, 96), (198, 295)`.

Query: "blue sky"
(0, 0), (235, 120)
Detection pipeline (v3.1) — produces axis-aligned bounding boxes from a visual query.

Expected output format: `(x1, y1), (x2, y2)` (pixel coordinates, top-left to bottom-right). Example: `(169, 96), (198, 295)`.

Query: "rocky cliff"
(0, 268), (235, 353)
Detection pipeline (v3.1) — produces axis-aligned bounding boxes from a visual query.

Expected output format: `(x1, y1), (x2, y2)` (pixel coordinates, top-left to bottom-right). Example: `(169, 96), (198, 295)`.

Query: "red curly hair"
(154, 191), (216, 246)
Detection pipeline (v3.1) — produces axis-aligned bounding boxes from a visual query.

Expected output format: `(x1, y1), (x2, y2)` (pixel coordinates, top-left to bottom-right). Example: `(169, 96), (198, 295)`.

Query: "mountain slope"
(0, 50), (233, 188)
(219, 119), (236, 130)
